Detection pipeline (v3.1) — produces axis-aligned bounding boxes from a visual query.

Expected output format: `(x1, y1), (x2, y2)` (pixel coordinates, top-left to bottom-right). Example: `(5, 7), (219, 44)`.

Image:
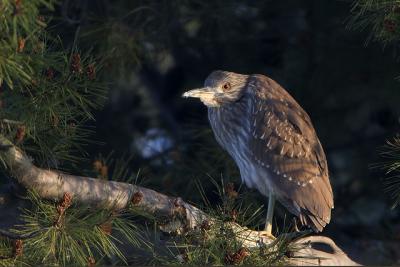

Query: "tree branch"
(0, 135), (360, 266)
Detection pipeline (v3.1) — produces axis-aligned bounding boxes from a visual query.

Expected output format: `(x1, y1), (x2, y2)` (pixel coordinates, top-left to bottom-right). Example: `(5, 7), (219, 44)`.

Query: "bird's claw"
(259, 230), (276, 240)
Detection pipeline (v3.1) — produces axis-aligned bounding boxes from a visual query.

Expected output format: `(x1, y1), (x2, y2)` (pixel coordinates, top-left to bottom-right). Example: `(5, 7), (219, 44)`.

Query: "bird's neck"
(208, 95), (252, 145)
(209, 95), (251, 120)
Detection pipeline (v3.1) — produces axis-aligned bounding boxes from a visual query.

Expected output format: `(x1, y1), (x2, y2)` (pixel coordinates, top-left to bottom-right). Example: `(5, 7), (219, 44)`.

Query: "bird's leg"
(264, 191), (275, 236)
(258, 192), (276, 242)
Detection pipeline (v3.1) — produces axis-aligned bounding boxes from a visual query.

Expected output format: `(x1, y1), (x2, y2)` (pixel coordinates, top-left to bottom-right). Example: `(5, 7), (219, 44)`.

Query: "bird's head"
(182, 70), (249, 107)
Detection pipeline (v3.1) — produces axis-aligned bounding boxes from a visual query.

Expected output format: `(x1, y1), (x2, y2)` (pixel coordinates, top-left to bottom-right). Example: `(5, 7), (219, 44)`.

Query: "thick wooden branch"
(0, 135), (360, 266)
(288, 236), (360, 266)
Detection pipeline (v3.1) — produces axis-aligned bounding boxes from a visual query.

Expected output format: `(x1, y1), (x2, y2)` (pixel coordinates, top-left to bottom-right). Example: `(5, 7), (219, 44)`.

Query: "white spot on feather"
(267, 138), (272, 147)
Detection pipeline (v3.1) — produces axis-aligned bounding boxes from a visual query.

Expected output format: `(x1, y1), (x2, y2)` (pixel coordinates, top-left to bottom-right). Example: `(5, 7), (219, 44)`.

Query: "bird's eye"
(222, 82), (231, 91)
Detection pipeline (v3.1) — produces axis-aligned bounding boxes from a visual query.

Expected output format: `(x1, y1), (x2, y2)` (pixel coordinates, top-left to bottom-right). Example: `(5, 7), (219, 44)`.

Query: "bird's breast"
(208, 100), (273, 195)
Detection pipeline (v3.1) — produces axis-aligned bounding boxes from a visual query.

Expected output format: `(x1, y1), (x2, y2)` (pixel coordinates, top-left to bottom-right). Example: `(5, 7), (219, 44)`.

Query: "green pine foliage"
(0, 1), (293, 266)
(15, 191), (141, 266)
(349, 0), (400, 208)
(0, 0), (56, 89)
(0, 0), (107, 167)
(379, 136), (400, 208)
(349, 0), (400, 44)
(0, 1), (141, 266)
(0, 238), (17, 267)
(143, 179), (290, 266)
(0, 179), (290, 266)
(0, 190), (142, 266)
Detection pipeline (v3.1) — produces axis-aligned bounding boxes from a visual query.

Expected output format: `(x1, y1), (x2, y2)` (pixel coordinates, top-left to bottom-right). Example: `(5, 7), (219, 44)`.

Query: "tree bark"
(0, 135), (360, 266)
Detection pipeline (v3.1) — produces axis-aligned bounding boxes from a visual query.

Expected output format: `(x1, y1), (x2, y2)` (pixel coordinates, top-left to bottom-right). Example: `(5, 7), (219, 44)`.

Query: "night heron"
(183, 71), (333, 236)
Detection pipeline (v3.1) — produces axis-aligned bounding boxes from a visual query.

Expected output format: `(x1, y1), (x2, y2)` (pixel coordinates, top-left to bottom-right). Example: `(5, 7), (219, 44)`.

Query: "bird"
(182, 70), (334, 236)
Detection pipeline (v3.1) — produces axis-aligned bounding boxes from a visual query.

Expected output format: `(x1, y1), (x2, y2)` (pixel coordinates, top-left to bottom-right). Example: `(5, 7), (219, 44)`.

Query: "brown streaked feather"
(248, 74), (333, 232)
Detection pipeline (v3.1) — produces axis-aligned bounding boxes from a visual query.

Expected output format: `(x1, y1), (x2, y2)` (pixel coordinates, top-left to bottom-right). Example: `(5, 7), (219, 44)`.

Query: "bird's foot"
(255, 230), (277, 248)
(258, 230), (276, 240)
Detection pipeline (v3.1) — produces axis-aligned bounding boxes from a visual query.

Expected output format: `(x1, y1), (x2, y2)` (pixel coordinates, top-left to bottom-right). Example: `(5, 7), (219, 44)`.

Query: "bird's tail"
(299, 211), (329, 232)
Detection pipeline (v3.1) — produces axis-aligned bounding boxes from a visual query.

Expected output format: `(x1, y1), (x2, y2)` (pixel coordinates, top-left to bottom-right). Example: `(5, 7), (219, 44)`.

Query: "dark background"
(56, 0), (400, 264)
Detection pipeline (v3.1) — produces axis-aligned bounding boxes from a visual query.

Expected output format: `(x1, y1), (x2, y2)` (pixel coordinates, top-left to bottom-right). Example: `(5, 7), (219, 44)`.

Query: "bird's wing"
(248, 74), (333, 232)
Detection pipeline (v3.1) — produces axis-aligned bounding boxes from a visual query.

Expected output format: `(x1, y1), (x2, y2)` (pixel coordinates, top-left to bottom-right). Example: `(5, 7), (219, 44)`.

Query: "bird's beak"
(182, 87), (220, 107)
(182, 87), (215, 99)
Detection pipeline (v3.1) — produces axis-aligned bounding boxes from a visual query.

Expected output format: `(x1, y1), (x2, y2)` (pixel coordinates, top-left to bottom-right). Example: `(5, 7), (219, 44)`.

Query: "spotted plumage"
(183, 70), (334, 232)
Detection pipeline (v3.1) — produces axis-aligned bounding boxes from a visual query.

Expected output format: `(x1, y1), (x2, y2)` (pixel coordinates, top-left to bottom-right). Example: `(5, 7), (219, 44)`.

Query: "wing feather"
(248, 74), (334, 232)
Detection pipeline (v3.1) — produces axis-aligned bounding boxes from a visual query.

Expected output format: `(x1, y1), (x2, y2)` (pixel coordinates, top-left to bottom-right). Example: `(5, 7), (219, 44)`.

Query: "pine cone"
(86, 64), (96, 80)
(17, 38), (25, 52)
(46, 68), (55, 79)
(13, 0), (22, 16)
(99, 220), (113, 235)
(93, 160), (108, 179)
(225, 182), (238, 199)
(131, 191), (143, 205)
(15, 125), (26, 144)
(13, 239), (23, 258)
(200, 220), (211, 231)
(87, 256), (96, 267)
(224, 248), (250, 265)
(230, 209), (238, 222)
(55, 192), (73, 227)
(384, 19), (396, 33)
(58, 192), (73, 211)
(71, 53), (83, 74)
